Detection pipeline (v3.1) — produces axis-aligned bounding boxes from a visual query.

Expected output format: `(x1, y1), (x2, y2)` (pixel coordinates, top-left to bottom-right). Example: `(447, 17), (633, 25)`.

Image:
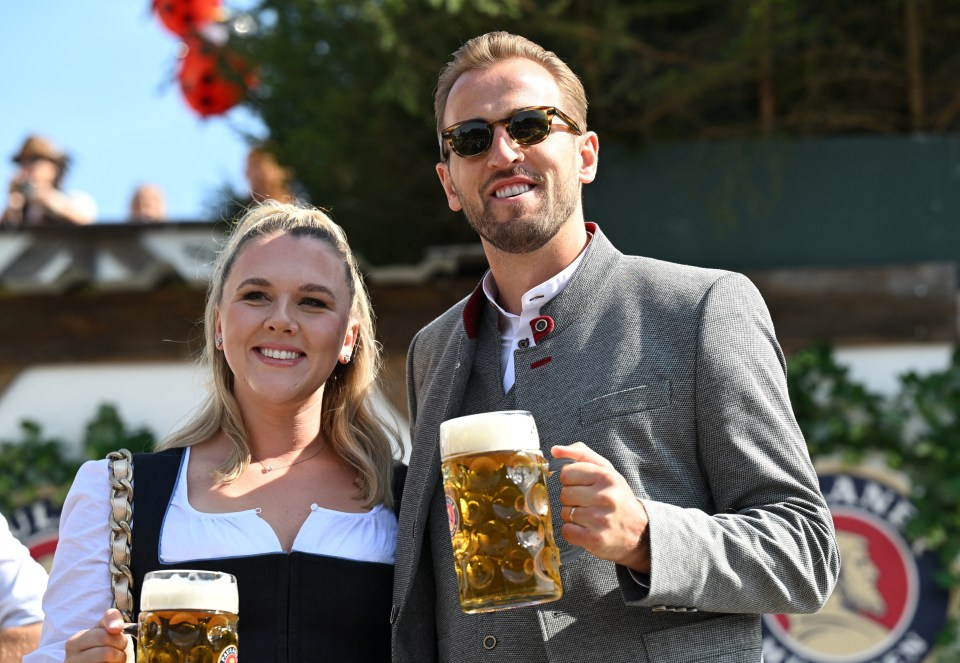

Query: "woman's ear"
(339, 322), (360, 364)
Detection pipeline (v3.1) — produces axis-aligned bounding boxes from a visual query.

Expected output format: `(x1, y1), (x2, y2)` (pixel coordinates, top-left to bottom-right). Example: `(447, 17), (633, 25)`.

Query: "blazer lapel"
(394, 303), (480, 620)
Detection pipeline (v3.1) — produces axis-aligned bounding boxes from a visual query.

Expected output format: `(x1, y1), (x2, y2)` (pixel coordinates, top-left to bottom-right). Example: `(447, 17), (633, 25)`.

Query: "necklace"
(252, 441), (327, 474)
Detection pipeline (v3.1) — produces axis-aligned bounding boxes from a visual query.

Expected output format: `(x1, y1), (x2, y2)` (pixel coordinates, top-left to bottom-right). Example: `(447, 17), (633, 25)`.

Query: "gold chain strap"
(107, 449), (134, 622)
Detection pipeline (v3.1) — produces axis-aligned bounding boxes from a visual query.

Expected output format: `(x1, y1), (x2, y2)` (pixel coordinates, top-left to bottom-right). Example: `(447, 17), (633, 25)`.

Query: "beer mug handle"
(547, 458), (584, 565)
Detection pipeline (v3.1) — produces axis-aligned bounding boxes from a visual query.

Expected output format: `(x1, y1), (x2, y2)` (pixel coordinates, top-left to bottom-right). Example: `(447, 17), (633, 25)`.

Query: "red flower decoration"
(177, 39), (256, 117)
(153, 0), (221, 38)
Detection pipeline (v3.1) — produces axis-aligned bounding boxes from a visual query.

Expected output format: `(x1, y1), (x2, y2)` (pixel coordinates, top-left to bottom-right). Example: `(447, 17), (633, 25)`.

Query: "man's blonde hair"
(434, 31), (588, 141)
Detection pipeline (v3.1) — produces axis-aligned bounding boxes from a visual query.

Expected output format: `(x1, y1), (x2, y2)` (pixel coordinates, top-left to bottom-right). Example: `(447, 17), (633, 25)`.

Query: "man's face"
(435, 58), (598, 255)
(18, 157), (59, 188)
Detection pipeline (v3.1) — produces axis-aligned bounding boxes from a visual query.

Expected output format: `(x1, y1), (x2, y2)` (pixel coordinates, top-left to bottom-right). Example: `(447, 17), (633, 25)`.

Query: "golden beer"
(440, 411), (564, 613)
(137, 570), (239, 663)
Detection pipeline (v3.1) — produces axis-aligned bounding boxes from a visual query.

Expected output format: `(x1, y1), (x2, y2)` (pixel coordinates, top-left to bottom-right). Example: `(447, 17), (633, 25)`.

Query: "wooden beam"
(0, 289), (206, 364)
(745, 262), (956, 351)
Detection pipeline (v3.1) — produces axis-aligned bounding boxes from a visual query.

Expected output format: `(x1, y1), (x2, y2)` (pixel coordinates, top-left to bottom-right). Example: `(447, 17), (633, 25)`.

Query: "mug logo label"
(218, 645), (238, 663)
(446, 493), (459, 537)
(762, 471), (950, 662)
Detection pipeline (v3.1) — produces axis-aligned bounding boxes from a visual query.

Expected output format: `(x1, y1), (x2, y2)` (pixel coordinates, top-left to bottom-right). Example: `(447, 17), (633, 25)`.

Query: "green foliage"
(787, 342), (899, 462)
(83, 403), (155, 461)
(0, 423), (81, 516)
(0, 404), (155, 515)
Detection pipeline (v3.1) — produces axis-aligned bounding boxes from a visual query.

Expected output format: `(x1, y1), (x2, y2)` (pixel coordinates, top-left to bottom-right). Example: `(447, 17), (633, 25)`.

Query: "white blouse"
(26, 447), (397, 662)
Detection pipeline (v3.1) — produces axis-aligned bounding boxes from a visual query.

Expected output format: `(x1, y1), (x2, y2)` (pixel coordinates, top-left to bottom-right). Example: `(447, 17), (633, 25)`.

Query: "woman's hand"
(64, 609), (134, 663)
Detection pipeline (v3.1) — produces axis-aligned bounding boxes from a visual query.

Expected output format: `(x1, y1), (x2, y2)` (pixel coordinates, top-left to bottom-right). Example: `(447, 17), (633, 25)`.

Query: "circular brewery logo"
(218, 645), (238, 663)
(761, 470), (950, 663)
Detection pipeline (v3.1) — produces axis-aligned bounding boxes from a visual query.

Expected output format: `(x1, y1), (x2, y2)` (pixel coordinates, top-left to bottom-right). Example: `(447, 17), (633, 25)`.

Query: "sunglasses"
(440, 106), (582, 159)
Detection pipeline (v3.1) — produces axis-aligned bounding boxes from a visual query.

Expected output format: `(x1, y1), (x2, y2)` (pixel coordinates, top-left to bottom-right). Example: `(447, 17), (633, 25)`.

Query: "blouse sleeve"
(24, 460), (114, 663)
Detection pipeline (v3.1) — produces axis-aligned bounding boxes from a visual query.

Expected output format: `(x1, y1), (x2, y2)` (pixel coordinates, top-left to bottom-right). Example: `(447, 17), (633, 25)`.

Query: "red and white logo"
(445, 492), (459, 537)
(218, 644), (238, 663)
(762, 471), (950, 663)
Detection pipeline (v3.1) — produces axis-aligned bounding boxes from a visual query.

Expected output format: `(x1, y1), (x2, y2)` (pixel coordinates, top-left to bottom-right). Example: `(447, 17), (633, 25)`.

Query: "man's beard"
(457, 167), (580, 254)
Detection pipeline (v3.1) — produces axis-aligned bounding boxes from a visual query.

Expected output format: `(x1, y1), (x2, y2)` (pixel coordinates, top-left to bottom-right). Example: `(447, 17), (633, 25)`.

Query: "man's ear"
(577, 131), (599, 184)
(436, 162), (463, 212)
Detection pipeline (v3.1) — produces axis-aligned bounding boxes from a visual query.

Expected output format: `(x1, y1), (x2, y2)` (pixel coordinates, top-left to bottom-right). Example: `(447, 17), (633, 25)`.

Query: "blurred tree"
(225, 0), (960, 263)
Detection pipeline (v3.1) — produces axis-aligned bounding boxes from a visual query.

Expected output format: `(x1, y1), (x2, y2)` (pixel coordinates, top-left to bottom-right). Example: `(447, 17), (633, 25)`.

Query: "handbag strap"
(107, 449), (134, 622)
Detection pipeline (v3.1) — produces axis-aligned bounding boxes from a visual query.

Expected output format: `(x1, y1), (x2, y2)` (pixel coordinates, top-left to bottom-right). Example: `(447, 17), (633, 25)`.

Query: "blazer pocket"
(581, 380), (671, 425)
(643, 614), (761, 662)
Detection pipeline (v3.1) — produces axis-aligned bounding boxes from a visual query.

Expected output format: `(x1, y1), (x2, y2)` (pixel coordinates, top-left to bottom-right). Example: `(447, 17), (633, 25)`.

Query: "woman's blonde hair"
(157, 200), (399, 508)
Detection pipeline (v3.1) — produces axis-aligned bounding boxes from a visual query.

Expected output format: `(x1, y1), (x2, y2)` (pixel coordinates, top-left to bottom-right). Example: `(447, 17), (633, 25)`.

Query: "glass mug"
(440, 410), (581, 613)
(137, 569), (239, 663)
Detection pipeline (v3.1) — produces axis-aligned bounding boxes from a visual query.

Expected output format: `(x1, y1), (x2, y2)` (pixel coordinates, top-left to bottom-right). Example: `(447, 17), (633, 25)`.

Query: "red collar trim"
(463, 223), (597, 338)
(462, 282), (485, 339)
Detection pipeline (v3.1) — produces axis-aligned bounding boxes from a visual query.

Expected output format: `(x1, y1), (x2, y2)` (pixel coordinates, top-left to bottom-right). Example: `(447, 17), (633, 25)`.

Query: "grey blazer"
(392, 225), (839, 662)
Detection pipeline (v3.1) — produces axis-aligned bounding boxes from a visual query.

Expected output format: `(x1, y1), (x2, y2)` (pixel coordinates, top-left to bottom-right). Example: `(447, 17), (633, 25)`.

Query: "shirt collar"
(481, 232), (593, 322)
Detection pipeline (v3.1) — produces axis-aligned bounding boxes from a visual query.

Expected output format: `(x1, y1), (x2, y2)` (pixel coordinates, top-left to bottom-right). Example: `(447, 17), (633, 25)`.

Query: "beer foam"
(140, 571), (239, 613)
(440, 411), (541, 459)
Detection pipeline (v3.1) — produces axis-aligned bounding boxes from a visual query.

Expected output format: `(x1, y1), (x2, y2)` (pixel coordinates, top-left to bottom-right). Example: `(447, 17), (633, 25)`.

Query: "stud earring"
(215, 336), (223, 348)
(339, 353), (351, 364)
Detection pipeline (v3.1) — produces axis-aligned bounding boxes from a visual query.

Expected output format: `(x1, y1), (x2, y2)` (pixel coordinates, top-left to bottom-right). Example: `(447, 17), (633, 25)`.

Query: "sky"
(1, 1), (265, 222)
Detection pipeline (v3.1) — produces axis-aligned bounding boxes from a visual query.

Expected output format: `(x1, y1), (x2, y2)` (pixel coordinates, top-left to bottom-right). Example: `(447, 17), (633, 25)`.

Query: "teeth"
(260, 348), (301, 360)
(495, 183), (532, 199)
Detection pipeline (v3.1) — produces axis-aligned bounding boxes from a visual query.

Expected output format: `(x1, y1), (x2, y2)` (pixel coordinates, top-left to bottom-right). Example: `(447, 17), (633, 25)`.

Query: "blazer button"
(533, 318), (549, 332)
(482, 635), (497, 650)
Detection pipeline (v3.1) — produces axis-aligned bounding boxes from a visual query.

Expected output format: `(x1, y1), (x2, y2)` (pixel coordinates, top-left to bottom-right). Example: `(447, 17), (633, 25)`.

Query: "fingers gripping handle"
(547, 457), (584, 565)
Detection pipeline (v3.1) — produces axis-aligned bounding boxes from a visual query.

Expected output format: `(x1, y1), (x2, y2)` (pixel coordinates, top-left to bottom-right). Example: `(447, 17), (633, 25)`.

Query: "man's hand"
(552, 442), (651, 573)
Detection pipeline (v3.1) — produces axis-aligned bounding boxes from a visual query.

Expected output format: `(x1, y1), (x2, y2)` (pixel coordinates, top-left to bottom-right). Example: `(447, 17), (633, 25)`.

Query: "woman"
(26, 201), (403, 662)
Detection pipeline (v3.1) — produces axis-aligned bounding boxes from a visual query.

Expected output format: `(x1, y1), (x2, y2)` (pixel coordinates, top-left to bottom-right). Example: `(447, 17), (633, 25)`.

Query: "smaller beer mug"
(440, 410), (577, 613)
(137, 569), (239, 663)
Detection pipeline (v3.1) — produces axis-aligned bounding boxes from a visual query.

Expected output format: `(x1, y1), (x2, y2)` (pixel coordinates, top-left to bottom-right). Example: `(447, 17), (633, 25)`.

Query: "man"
(393, 31), (839, 662)
(0, 512), (47, 662)
(1, 134), (97, 227)
(127, 183), (167, 223)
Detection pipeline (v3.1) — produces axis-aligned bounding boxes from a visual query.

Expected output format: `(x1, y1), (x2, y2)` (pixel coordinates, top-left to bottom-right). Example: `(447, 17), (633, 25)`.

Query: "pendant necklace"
(253, 440), (327, 474)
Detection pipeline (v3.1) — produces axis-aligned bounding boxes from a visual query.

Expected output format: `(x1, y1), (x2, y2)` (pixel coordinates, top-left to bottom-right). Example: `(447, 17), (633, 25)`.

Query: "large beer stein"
(137, 569), (239, 663)
(440, 410), (579, 613)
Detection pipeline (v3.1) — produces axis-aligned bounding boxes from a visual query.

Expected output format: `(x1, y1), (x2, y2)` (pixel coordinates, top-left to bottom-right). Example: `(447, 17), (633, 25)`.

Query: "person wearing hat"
(2, 134), (97, 227)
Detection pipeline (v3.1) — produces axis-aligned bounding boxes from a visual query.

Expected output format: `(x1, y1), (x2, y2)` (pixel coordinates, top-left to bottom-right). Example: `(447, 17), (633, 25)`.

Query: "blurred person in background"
(245, 143), (297, 204)
(127, 183), (167, 223)
(0, 511), (47, 662)
(1, 135), (97, 227)
(216, 143), (304, 223)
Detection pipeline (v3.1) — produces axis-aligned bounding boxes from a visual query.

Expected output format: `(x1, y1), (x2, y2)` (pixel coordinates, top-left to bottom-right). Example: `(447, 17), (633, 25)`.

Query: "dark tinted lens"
(508, 110), (551, 144)
(450, 122), (493, 157)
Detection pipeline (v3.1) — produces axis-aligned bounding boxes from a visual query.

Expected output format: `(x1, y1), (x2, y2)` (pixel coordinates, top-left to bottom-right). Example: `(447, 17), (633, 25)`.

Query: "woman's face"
(215, 232), (357, 411)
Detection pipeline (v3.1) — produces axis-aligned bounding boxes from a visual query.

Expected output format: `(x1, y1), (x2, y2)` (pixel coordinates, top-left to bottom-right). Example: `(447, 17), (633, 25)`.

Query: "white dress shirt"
(482, 235), (591, 392)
